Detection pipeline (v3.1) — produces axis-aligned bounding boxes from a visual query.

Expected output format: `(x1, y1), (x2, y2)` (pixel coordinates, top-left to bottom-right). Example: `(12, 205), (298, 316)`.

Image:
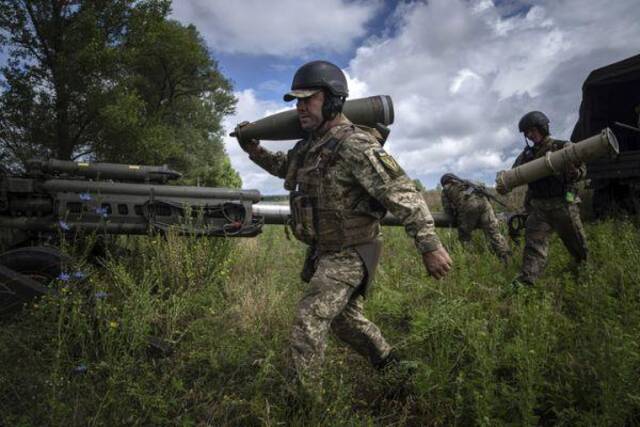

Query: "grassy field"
(1, 212), (640, 425)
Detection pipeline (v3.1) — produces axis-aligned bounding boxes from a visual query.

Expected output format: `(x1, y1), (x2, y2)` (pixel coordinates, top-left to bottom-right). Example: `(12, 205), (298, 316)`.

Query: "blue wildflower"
(57, 272), (71, 282)
(79, 192), (92, 201)
(73, 271), (86, 280)
(95, 291), (108, 299)
(72, 364), (88, 374)
(95, 207), (109, 218)
(58, 220), (71, 231)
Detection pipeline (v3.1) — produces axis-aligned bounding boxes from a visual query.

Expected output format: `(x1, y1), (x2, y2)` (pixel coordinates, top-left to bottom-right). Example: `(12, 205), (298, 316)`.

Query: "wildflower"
(95, 207), (109, 218)
(109, 320), (118, 329)
(57, 272), (71, 282)
(73, 271), (86, 280)
(58, 220), (71, 231)
(79, 192), (92, 201)
(72, 364), (88, 374)
(95, 291), (108, 299)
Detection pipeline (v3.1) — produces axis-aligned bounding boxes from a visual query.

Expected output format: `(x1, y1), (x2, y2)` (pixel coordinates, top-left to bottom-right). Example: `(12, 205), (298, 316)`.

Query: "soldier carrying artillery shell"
(497, 111), (588, 288)
(235, 60), (452, 393)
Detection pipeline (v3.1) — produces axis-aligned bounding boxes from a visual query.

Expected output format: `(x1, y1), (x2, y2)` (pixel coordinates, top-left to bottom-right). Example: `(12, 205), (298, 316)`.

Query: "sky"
(172, 0), (639, 194)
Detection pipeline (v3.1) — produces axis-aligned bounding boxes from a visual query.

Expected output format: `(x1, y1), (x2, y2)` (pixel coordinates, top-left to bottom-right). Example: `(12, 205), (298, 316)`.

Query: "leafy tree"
(0, 0), (239, 187)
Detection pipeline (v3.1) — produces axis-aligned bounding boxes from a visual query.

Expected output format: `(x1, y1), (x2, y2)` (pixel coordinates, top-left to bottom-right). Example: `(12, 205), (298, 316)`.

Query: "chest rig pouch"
(287, 134), (344, 246)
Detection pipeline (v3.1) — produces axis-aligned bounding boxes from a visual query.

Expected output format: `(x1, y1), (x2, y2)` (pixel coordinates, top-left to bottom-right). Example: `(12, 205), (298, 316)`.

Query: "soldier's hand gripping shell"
(421, 246), (453, 280)
(564, 162), (582, 181)
(495, 179), (509, 195)
(234, 121), (260, 154)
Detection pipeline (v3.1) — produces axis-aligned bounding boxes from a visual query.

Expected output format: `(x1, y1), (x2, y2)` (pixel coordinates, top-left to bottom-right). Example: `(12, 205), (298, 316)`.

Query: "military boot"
(502, 276), (533, 297)
(373, 350), (418, 400)
(374, 349), (418, 376)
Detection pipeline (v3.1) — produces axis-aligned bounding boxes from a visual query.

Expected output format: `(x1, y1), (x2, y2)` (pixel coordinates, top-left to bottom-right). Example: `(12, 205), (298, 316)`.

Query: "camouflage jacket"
(249, 114), (442, 253)
(441, 180), (486, 218)
(512, 136), (586, 201)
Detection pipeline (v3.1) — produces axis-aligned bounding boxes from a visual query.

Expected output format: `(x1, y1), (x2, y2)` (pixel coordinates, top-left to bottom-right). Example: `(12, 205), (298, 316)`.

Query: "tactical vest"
(521, 139), (574, 199)
(284, 124), (382, 252)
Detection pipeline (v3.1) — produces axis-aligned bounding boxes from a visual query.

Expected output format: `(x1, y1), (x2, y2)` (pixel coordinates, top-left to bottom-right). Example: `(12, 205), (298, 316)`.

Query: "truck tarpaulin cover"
(571, 53), (640, 147)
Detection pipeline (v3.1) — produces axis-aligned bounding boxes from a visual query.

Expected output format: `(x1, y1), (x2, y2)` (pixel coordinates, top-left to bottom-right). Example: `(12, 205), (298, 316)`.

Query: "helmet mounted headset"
(518, 111), (550, 147)
(440, 173), (460, 186)
(283, 60), (349, 125)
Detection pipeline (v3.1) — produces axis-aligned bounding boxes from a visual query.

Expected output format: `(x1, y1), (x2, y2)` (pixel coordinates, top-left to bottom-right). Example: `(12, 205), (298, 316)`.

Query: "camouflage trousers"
(457, 197), (511, 261)
(518, 198), (588, 285)
(289, 247), (391, 388)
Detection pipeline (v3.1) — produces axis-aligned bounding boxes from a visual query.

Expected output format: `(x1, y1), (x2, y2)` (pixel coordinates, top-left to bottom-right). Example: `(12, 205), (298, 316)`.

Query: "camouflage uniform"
(441, 180), (511, 262)
(512, 136), (588, 285)
(249, 114), (441, 386)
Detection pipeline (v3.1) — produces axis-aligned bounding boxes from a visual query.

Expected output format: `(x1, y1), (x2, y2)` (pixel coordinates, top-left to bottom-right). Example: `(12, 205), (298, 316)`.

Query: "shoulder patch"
(374, 148), (404, 179)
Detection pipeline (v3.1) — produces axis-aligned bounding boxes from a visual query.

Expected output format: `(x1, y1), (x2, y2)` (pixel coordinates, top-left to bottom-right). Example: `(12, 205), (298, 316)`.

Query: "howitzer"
(0, 158), (267, 315)
(253, 203), (456, 227)
(254, 204), (528, 242)
(1, 158), (513, 315)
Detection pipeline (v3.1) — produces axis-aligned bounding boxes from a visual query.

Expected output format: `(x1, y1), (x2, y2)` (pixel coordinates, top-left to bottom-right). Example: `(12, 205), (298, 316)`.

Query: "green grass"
(1, 220), (640, 426)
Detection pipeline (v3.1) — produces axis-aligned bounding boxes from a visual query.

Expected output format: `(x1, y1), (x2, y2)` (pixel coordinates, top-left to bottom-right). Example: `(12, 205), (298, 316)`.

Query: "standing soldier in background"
(440, 173), (511, 263)
(235, 60), (452, 393)
(497, 111), (588, 287)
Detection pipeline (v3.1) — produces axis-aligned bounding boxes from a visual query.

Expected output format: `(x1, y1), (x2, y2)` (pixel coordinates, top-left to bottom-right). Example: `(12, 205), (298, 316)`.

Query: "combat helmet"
(283, 60), (348, 120)
(440, 173), (461, 186)
(518, 111), (550, 136)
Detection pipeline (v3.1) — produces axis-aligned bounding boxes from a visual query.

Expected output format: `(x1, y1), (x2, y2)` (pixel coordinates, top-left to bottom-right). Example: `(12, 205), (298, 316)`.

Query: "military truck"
(571, 53), (640, 217)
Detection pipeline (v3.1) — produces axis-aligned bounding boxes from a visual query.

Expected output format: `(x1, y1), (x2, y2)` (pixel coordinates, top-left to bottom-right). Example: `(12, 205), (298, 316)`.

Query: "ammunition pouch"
(289, 191), (381, 251)
(289, 191), (316, 245)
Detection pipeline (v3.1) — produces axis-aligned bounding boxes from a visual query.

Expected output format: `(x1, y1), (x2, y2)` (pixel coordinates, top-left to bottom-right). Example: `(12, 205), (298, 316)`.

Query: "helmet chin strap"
(524, 135), (533, 148)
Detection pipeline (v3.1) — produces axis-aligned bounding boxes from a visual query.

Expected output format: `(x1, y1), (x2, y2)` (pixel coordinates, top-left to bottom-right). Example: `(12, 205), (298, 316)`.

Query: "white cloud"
(171, 0), (381, 56)
(210, 0), (639, 192)
(347, 0), (640, 188)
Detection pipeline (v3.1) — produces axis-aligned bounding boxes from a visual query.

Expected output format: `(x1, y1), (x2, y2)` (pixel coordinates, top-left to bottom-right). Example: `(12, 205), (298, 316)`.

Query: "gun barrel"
(496, 127), (619, 192)
(28, 159), (182, 183)
(40, 179), (261, 203)
(231, 95), (394, 142)
(252, 203), (455, 227)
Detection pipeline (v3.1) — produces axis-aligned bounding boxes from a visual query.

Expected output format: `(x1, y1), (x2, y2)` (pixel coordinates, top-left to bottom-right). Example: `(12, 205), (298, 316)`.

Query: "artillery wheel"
(0, 246), (68, 316)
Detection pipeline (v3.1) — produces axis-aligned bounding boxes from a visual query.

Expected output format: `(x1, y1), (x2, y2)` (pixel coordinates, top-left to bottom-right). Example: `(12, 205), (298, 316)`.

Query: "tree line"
(0, 0), (239, 187)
